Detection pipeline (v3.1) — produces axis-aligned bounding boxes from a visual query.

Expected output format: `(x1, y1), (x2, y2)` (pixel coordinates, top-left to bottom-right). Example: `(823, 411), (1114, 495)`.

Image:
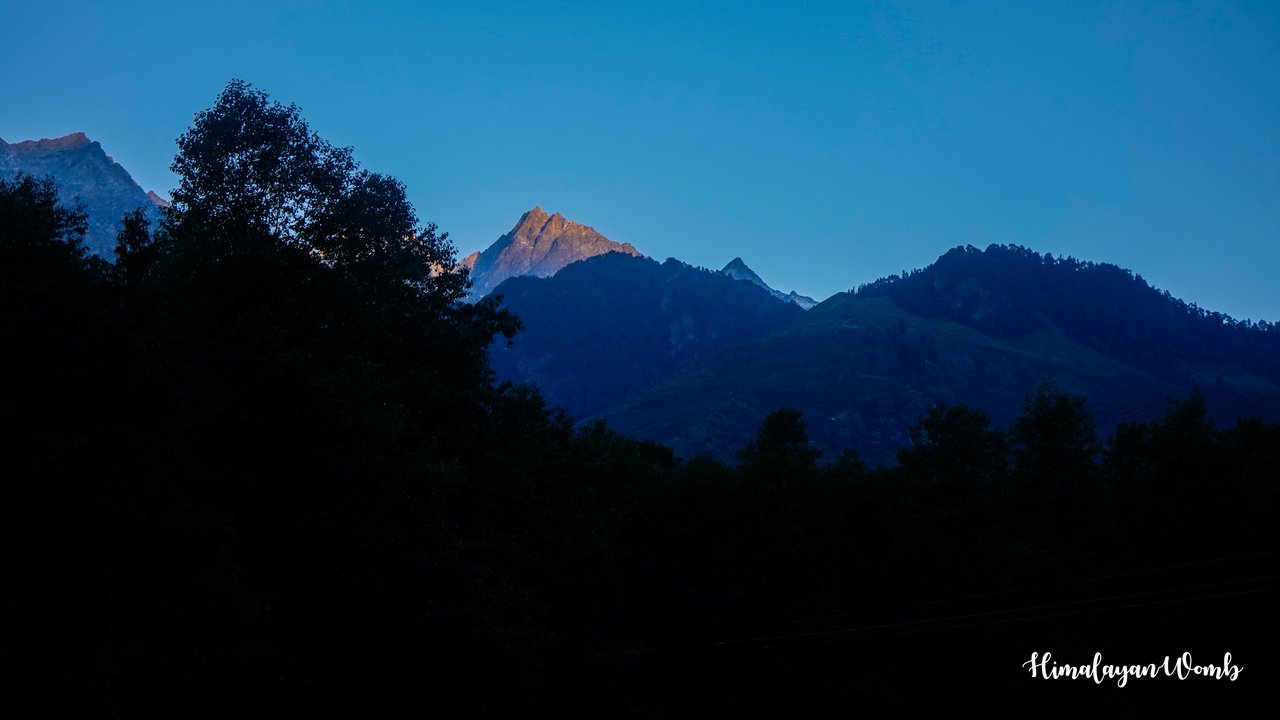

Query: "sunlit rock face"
(463, 206), (644, 299)
(1, 132), (162, 258)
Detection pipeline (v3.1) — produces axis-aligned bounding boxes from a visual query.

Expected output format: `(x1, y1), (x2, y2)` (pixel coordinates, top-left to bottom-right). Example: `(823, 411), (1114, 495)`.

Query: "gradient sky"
(3, 1), (1279, 320)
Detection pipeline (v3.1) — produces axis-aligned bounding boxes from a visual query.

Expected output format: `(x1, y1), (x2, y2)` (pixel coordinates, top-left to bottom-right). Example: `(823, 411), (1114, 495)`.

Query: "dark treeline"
(3, 82), (1279, 716)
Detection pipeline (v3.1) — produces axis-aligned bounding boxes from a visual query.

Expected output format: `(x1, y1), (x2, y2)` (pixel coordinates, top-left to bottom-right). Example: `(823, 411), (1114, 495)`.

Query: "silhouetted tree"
(897, 402), (1007, 489)
(110, 207), (158, 292)
(1011, 379), (1098, 483)
(1006, 379), (1102, 569)
(738, 407), (823, 479)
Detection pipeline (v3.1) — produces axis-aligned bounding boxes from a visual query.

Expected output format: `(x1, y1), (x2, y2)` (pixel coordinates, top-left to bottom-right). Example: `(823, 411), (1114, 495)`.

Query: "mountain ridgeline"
(856, 244), (1280, 383)
(1, 133), (165, 257)
(20, 130), (1263, 463)
(721, 256), (818, 309)
(602, 244), (1280, 463)
(466, 221), (1280, 464)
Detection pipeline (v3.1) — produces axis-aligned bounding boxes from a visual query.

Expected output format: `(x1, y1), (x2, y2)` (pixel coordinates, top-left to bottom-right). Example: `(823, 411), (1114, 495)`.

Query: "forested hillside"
(489, 253), (803, 418)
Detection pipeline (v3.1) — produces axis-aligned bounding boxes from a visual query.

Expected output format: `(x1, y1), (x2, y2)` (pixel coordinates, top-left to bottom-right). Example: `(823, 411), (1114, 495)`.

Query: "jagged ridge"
(720, 256), (819, 309)
(1, 132), (162, 257)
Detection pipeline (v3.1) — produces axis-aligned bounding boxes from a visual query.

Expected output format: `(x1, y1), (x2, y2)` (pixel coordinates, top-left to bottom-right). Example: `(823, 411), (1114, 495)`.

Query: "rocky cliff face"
(1, 132), (161, 257)
(464, 206), (644, 298)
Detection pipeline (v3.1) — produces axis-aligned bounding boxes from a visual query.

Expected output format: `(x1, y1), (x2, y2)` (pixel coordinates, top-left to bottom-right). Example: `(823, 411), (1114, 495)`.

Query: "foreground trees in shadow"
(3, 82), (1278, 716)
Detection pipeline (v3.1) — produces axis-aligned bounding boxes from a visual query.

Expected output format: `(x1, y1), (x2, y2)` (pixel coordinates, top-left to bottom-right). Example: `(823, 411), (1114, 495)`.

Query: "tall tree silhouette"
(1010, 378), (1098, 484)
(738, 407), (823, 480)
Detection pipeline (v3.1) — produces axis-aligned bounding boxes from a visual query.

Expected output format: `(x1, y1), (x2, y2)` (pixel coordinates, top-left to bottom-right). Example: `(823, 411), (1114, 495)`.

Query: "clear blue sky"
(3, 1), (1279, 320)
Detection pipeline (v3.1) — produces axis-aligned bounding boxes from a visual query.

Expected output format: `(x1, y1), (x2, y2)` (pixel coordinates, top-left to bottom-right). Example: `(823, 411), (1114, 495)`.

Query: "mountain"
(464, 206), (644, 298)
(146, 190), (170, 209)
(489, 253), (805, 418)
(1, 132), (161, 258)
(458, 249), (480, 272)
(784, 290), (820, 310)
(603, 244), (1280, 464)
(720, 257), (819, 309)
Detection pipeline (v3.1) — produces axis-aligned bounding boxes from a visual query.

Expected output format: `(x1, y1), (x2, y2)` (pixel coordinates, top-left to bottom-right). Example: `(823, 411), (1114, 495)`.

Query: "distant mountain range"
(466, 208), (819, 418)
(453, 211), (1280, 464)
(448, 210), (1280, 461)
(601, 245), (1280, 464)
(1, 132), (166, 257)
(476, 210), (1280, 461)
(7, 132), (1276, 464)
(462, 206), (816, 307)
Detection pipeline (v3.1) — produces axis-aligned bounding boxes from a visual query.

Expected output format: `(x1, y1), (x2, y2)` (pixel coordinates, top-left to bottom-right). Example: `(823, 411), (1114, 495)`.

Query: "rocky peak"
(721, 257), (768, 286)
(1, 131), (157, 258)
(720, 256), (819, 310)
(147, 190), (171, 209)
(510, 206), (551, 238)
(464, 206), (645, 299)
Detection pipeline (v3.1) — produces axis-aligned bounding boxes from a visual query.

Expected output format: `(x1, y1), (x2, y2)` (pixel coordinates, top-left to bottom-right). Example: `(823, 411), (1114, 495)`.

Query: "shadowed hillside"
(489, 253), (804, 418)
(858, 244), (1280, 382)
(604, 246), (1280, 464)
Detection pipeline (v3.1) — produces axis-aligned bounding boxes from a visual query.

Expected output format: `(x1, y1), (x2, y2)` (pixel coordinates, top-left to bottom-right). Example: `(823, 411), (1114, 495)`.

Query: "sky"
(3, 1), (1279, 320)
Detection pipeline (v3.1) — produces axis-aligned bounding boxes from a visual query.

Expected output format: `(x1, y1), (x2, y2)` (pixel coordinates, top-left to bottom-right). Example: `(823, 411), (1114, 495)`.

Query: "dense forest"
(856, 244), (1280, 383)
(3, 82), (1278, 716)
